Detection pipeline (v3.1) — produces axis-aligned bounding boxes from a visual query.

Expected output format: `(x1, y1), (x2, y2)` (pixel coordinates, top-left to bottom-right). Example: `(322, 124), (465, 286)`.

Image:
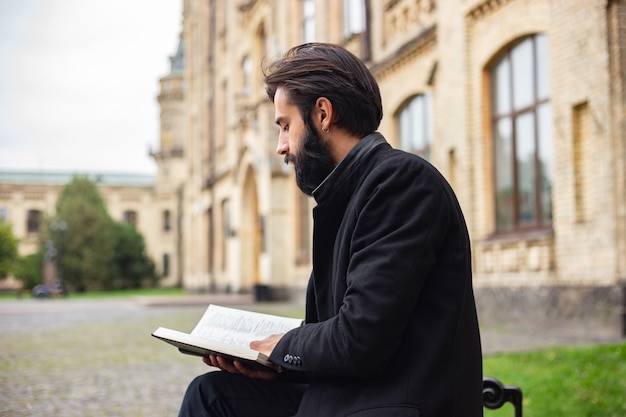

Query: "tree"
(51, 176), (159, 292)
(14, 250), (44, 290)
(111, 222), (157, 289)
(54, 176), (116, 291)
(0, 222), (19, 278)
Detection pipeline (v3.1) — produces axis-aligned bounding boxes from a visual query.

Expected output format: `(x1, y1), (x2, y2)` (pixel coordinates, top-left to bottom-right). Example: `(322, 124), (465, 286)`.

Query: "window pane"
(536, 34), (550, 100)
(423, 94), (433, 160)
(538, 102), (553, 223)
(242, 56), (252, 93)
(303, 0), (315, 42)
(492, 57), (511, 115)
(398, 95), (432, 159)
(412, 97), (425, 150)
(124, 210), (137, 226)
(515, 112), (537, 225)
(163, 210), (171, 231)
(0, 207), (8, 224)
(163, 253), (170, 277)
(512, 38), (534, 110)
(399, 104), (412, 149)
(27, 210), (41, 233)
(495, 117), (513, 230)
(343, 0), (365, 37)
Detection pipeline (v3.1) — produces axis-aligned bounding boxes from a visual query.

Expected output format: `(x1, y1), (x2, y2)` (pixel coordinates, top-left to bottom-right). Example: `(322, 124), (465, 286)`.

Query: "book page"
(190, 305), (302, 349)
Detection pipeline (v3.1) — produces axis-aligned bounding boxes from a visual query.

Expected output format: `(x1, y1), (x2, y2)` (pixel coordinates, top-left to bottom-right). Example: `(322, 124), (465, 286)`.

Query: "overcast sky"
(0, 0), (182, 175)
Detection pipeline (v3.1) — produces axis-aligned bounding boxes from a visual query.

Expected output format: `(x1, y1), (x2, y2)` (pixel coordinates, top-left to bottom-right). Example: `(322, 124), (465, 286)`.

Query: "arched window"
(491, 34), (552, 232)
(27, 209), (41, 234)
(397, 94), (433, 160)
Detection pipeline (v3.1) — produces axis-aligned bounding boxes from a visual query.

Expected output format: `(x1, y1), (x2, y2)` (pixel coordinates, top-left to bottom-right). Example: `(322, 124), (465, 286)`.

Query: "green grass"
(0, 286), (185, 300)
(66, 287), (186, 298)
(483, 342), (626, 417)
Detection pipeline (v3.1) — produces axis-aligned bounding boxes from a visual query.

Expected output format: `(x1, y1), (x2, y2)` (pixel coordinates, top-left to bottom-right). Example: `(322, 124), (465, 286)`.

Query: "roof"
(0, 170), (155, 187)
(169, 33), (185, 74)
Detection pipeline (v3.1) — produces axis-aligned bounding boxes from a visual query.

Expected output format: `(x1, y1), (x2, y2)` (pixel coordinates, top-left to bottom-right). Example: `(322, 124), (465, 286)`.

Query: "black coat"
(270, 133), (483, 417)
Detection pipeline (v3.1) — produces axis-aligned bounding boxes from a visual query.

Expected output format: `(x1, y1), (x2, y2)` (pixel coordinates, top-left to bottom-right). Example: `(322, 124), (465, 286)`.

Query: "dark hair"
(263, 43), (383, 137)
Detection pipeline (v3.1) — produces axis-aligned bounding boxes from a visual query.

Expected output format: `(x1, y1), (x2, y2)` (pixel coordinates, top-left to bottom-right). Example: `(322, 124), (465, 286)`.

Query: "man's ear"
(314, 97), (333, 131)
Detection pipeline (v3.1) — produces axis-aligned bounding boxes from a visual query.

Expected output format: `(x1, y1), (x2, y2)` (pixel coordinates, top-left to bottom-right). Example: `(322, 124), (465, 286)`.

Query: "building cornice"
(466, 0), (515, 24)
(370, 25), (437, 80)
(0, 171), (154, 187)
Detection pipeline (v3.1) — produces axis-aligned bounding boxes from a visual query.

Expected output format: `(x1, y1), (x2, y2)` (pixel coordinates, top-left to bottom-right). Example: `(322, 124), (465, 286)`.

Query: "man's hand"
(202, 355), (279, 380)
(201, 333), (285, 380)
(250, 333), (284, 357)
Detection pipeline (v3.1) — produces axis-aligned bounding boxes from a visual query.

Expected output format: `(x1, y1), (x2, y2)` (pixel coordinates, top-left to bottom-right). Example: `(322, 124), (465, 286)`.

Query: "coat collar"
(312, 132), (388, 204)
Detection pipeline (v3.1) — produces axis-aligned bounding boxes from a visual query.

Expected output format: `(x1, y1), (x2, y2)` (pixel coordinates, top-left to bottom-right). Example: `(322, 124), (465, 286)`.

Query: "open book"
(152, 304), (303, 371)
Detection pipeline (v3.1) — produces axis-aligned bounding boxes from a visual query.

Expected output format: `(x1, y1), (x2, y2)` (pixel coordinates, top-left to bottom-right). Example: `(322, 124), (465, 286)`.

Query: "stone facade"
(174, 0), (625, 332)
(2, 1), (624, 333)
(0, 173), (183, 288)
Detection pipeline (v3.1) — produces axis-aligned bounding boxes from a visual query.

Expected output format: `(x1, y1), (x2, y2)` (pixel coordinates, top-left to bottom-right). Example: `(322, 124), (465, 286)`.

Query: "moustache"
(284, 153), (296, 165)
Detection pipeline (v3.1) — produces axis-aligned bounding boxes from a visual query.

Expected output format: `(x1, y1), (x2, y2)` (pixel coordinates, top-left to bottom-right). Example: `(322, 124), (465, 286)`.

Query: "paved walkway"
(0, 295), (622, 417)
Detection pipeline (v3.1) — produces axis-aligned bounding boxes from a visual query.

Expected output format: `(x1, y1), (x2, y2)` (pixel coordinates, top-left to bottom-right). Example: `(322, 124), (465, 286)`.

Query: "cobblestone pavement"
(1, 296), (623, 417)
(1, 298), (206, 417)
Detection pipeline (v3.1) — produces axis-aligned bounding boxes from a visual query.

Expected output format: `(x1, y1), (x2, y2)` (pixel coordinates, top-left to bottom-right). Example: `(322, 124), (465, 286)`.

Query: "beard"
(285, 121), (335, 196)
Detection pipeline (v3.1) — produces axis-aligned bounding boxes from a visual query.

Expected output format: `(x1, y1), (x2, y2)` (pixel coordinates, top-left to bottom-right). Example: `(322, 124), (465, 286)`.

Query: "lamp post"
(50, 220), (67, 290)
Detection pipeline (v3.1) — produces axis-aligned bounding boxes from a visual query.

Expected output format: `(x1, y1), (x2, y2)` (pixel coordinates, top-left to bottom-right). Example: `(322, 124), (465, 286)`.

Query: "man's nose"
(276, 136), (288, 155)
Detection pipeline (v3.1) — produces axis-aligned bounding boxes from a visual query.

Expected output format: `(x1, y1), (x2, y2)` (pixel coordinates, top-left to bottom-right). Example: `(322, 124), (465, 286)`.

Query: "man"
(178, 42), (483, 417)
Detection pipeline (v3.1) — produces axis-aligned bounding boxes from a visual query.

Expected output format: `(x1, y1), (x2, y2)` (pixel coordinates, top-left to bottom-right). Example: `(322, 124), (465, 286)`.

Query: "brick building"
(0, 35), (187, 289)
(2, 0), (624, 335)
(172, 0), (625, 334)
(0, 171), (180, 288)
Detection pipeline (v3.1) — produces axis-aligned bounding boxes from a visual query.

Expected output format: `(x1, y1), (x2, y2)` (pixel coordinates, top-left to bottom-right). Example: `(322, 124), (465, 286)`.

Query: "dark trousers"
(178, 371), (308, 417)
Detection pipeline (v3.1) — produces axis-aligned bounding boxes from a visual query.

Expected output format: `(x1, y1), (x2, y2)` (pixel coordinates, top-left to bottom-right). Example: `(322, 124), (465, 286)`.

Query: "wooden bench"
(483, 376), (523, 417)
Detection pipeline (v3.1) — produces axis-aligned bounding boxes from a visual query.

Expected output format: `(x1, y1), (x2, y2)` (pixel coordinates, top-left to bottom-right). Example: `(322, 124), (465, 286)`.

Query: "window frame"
(490, 34), (553, 234)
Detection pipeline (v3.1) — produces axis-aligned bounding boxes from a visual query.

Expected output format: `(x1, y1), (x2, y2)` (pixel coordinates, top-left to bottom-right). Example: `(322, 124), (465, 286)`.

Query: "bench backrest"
(483, 376), (523, 417)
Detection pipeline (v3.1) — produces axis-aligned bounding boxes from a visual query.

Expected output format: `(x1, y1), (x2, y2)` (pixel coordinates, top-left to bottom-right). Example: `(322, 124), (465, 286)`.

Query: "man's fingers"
(233, 360), (279, 380)
(203, 354), (279, 380)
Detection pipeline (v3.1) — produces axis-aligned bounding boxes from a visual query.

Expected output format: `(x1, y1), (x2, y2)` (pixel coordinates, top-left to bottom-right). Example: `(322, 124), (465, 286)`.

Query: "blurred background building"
(1, 0), (624, 336)
(0, 35), (187, 290)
